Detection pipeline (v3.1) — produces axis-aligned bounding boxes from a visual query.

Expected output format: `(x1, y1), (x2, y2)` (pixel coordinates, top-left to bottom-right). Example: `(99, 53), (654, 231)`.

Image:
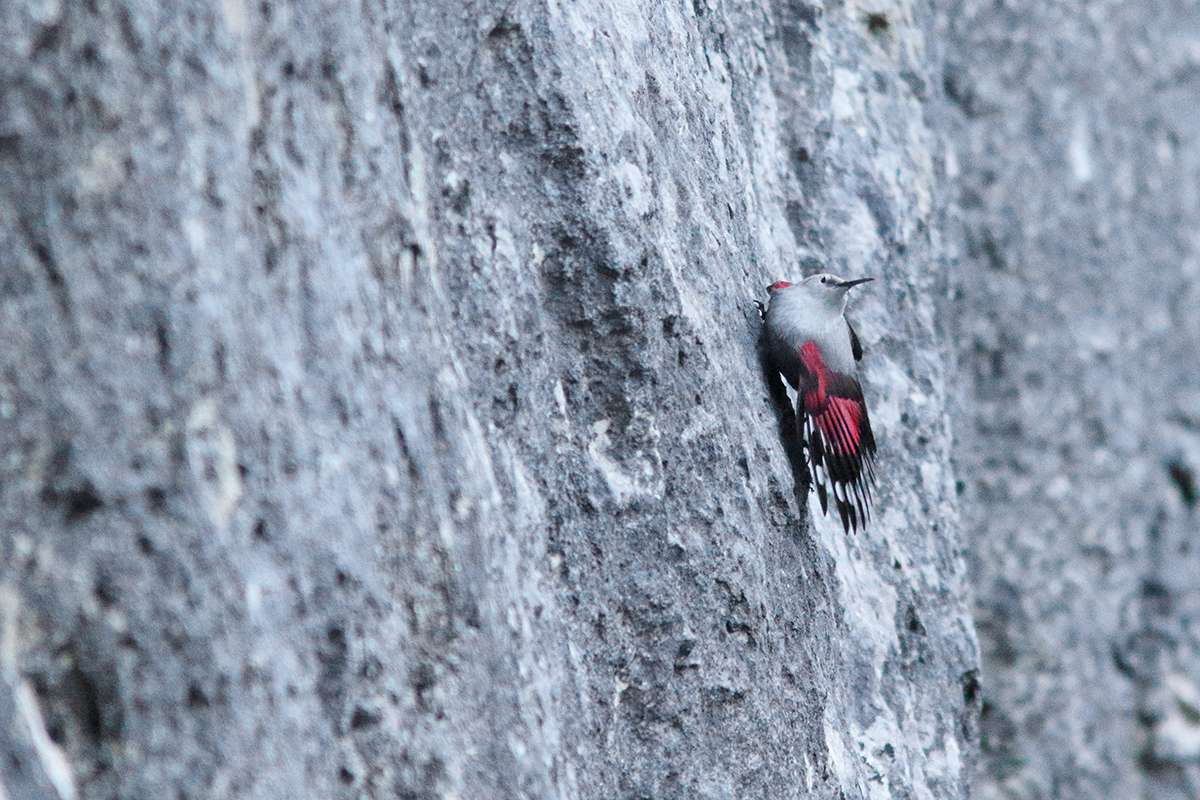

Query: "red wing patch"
(815, 396), (862, 453)
(798, 349), (877, 534)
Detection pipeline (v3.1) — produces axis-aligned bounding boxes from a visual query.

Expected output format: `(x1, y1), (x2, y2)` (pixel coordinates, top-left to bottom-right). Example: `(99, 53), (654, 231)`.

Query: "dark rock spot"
(348, 706), (381, 731)
(187, 683), (210, 709)
(316, 625), (348, 728)
(93, 573), (119, 607)
(961, 669), (980, 704)
(145, 486), (167, 514)
(1167, 462), (1196, 508)
(943, 63), (977, 116)
(62, 484), (104, 524)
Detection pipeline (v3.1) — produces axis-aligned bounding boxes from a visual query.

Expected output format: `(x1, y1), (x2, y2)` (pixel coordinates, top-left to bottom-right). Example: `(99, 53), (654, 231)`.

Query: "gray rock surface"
(940, 0), (1200, 798)
(0, 0), (978, 798)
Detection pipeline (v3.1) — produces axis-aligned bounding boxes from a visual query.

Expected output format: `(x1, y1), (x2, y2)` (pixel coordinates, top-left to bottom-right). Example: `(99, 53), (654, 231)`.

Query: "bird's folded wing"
(801, 374), (876, 533)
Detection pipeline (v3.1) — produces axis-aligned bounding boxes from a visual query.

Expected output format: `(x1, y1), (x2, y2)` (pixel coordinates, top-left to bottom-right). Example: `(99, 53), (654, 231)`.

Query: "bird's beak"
(838, 277), (874, 289)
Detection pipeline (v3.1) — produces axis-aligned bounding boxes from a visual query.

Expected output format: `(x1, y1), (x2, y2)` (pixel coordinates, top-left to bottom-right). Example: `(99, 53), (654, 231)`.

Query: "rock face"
(0, 1), (978, 798)
(941, 1), (1200, 798)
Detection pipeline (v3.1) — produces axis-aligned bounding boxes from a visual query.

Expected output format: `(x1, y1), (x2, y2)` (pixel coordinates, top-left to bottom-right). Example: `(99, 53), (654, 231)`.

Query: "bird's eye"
(820, 276), (827, 284)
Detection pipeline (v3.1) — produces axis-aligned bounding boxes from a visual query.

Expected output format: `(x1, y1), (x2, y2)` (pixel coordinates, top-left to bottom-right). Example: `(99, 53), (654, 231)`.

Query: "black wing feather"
(848, 322), (864, 362)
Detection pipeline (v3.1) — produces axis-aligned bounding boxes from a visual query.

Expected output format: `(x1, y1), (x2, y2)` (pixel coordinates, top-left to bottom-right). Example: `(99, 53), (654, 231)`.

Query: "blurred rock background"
(0, 0), (1196, 798)
(942, 0), (1200, 798)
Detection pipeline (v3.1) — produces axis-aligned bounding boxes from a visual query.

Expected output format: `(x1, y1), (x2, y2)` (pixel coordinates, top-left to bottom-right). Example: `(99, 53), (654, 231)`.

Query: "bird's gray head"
(799, 273), (874, 290)
(767, 273), (874, 313)
(804, 273), (872, 311)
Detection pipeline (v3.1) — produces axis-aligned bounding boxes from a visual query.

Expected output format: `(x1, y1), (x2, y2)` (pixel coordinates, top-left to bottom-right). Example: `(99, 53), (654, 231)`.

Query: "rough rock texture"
(940, 1), (1200, 798)
(0, 0), (978, 798)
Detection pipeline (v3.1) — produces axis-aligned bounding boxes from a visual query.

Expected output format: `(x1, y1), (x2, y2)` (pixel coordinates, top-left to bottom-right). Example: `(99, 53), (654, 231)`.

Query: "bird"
(762, 273), (877, 533)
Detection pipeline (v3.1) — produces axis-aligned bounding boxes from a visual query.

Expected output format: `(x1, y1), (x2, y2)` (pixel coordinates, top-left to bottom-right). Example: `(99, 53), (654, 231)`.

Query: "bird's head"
(799, 273), (874, 311)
